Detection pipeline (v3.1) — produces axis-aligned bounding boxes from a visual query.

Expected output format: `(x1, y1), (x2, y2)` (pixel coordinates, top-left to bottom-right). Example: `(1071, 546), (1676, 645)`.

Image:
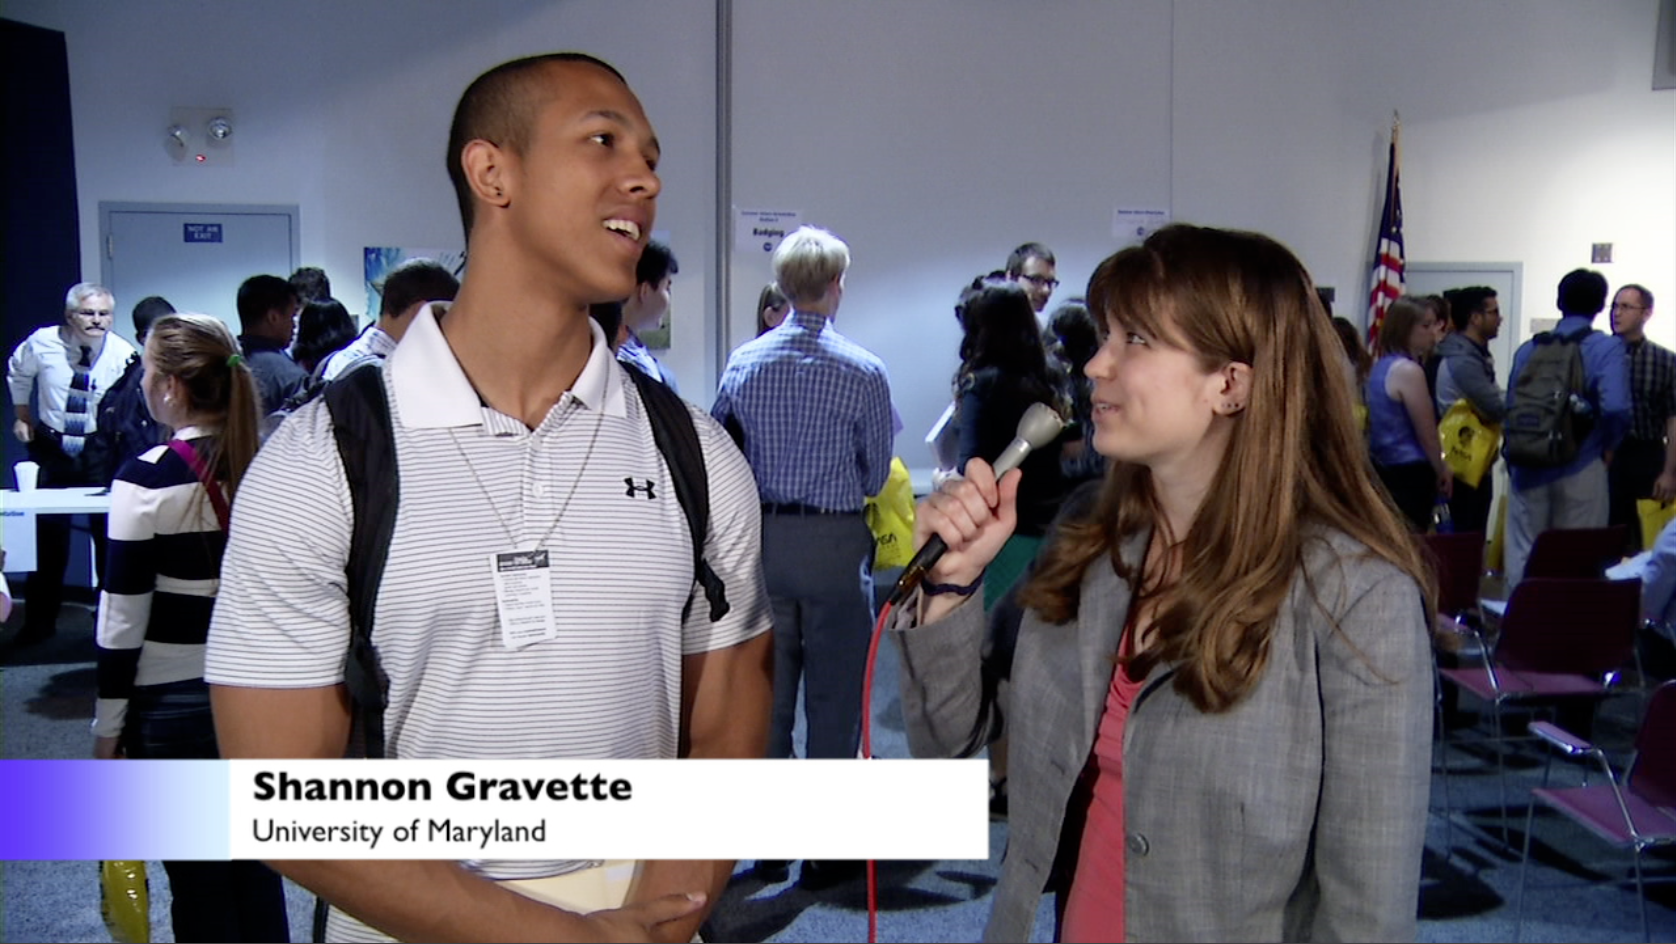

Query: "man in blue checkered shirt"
(712, 225), (892, 789)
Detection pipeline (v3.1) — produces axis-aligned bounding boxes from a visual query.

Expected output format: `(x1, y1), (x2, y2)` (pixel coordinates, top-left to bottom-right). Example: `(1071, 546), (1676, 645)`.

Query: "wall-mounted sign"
(184, 222), (224, 243)
(735, 209), (801, 254)
(1112, 207), (1170, 244)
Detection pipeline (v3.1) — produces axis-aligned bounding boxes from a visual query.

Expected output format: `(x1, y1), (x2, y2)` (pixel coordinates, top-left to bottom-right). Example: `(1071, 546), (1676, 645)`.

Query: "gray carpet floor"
(3, 600), (1673, 942)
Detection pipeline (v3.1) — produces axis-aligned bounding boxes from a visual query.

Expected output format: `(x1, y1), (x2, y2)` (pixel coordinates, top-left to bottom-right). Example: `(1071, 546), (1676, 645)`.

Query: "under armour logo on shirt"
(624, 478), (657, 499)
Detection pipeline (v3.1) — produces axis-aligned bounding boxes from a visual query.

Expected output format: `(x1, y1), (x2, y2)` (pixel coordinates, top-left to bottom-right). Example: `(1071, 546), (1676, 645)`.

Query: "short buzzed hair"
(445, 52), (627, 242)
(772, 226), (850, 304)
(1005, 242), (1055, 279)
(378, 259), (460, 318)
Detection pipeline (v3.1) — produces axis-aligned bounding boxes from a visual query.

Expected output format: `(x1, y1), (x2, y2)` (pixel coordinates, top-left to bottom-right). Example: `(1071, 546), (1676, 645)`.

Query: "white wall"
(3, 0), (721, 393)
(1173, 0), (1675, 349)
(7, 0), (1672, 442)
(729, 0), (1174, 452)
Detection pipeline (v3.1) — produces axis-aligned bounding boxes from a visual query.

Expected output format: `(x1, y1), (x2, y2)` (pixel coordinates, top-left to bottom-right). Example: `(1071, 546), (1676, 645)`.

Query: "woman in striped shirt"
(93, 313), (288, 942)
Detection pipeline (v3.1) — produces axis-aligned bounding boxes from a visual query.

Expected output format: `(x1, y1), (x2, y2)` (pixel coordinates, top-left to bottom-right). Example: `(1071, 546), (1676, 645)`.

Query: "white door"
(98, 203), (298, 341)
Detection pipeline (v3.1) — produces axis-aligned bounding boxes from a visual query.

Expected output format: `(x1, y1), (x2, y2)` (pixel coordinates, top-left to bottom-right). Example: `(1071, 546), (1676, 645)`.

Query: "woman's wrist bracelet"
(923, 573), (984, 597)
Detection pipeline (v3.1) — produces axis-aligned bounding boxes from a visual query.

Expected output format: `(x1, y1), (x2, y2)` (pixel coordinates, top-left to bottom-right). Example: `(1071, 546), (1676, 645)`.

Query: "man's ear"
(461, 139), (513, 211)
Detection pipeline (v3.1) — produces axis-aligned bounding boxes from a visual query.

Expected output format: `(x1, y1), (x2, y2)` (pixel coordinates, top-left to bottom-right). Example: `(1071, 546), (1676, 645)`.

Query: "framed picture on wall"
(363, 247), (466, 323)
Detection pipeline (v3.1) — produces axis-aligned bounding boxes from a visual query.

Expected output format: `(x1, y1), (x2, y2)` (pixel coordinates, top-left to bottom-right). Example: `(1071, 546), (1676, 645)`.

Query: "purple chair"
(1437, 577), (1641, 844)
(1426, 530), (1486, 625)
(1524, 525), (1629, 580)
(1517, 681), (1676, 942)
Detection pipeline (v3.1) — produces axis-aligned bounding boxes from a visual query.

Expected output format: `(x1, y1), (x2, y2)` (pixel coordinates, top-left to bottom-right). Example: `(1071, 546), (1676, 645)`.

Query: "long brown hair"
(1017, 224), (1434, 712)
(147, 314), (262, 503)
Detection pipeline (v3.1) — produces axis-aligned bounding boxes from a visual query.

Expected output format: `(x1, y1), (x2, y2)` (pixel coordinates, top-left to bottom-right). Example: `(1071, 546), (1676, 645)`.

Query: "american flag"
(1366, 127), (1403, 346)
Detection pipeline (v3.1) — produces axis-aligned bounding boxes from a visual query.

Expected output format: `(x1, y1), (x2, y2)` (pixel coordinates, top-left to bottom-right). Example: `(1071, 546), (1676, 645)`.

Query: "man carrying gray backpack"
(1502, 268), (1630, 584)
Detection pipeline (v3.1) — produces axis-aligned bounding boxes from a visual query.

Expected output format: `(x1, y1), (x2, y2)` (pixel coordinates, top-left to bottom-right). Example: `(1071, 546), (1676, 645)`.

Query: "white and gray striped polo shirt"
(206, 306), (770, 934)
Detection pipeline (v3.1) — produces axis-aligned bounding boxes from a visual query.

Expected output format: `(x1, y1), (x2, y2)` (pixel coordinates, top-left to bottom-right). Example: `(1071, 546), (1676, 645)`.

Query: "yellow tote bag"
(1439, 399), (1500, 489)
(864, 458), (916, 570)
(1638, 498), (1676, 550)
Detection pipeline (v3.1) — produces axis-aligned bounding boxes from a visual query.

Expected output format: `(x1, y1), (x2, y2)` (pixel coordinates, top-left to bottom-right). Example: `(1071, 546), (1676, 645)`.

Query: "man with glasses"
(1005, 242), (1059, 321)
(1607, 283), (1674, 551)
(6, 282), (137, 645)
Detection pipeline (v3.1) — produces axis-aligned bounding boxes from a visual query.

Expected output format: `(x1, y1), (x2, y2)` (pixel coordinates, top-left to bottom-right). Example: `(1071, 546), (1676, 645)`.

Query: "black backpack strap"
(322, 361), (399, 759)
(624, 366), (730, 622)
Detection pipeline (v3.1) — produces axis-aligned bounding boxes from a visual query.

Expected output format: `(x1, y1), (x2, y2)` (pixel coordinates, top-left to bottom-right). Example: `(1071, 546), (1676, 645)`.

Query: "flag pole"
(1392, 110), (1401, 181)
(1366, 111), (1406, 347)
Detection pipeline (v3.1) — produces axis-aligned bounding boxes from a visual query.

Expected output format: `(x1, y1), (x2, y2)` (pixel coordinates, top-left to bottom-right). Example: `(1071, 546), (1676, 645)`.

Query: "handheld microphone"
(887, 403), (1065, 605)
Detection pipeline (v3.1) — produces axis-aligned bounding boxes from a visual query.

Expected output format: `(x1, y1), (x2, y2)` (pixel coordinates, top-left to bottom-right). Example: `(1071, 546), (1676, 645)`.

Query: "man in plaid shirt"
(711, 225), (893, 888)
(1607, 283), (1675, 552)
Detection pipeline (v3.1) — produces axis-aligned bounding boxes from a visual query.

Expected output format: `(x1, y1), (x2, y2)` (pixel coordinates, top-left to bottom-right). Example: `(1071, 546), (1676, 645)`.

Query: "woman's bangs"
(1090, 247), (1177, 344)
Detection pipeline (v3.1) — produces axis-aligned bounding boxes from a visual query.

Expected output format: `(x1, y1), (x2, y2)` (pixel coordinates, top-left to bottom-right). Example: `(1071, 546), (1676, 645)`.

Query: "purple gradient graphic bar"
(0, 761), (229, 859)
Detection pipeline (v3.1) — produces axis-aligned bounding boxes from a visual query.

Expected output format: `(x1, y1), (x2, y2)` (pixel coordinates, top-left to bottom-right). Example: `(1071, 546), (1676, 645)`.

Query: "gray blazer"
(895, 527), (1432, 942)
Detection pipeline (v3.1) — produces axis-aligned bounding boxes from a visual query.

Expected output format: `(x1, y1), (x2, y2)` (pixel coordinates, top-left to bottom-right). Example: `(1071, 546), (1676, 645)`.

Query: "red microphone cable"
(859, 597), (894, 944)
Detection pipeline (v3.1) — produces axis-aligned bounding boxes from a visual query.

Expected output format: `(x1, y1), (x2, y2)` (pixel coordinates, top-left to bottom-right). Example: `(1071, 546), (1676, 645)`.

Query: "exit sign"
(184, 223), (224, 243)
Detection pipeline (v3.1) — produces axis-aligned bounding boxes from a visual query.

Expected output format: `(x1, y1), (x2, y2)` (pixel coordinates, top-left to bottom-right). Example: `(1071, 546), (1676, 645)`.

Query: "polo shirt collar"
(389, 301), (626, 430)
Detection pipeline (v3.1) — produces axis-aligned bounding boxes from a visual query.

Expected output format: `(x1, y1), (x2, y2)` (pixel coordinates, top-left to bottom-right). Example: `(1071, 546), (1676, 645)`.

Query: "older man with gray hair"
(7, 282), (138, 645)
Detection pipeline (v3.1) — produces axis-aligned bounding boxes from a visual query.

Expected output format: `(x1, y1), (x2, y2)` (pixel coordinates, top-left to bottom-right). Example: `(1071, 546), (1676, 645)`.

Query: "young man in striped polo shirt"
(206, 53), (773, 943)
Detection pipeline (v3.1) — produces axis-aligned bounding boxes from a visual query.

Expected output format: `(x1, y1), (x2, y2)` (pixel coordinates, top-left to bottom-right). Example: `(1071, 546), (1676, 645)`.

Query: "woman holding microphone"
(894, 225), (1434, 942)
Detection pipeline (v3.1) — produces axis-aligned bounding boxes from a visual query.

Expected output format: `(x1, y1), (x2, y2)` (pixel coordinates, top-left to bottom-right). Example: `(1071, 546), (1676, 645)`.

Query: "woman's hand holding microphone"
(913, 459), (1021, 624)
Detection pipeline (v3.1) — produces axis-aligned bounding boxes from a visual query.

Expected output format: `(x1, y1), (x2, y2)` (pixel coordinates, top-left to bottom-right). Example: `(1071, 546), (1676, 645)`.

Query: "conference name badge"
(490, 549), (557, 649)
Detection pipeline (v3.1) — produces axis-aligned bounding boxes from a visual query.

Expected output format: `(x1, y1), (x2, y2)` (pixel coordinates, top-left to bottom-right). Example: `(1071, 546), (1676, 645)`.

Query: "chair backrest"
(1523, 525), (1628, 579)
(1496, 577), (1639, 677)
(1424, 531), (1485, 618)
(1629, 681), (1676, 809)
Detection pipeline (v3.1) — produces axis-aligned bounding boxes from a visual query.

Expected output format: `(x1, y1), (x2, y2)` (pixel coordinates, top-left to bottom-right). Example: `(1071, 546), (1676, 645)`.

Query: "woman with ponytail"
(92, 314), (287, 942)
(895, 225), (1434, 942)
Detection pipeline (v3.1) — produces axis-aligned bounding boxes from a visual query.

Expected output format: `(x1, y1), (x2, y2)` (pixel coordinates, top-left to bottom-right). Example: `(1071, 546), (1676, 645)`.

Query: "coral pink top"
(1061, 633), (1147, 943)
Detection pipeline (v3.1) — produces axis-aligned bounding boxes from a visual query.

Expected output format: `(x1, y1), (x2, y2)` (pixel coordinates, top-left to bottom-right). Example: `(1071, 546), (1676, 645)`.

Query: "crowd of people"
(1347, 269), (1664, 592)
(3, 48), (1669, 944)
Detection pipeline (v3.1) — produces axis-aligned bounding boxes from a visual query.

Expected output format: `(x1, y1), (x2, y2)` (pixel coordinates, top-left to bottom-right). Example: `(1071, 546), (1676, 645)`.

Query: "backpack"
(1503, 327), (1594, 468)
(260, 352), (379, 442)
(322, 360), (730, 759)
(94, 354), (168, 484)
